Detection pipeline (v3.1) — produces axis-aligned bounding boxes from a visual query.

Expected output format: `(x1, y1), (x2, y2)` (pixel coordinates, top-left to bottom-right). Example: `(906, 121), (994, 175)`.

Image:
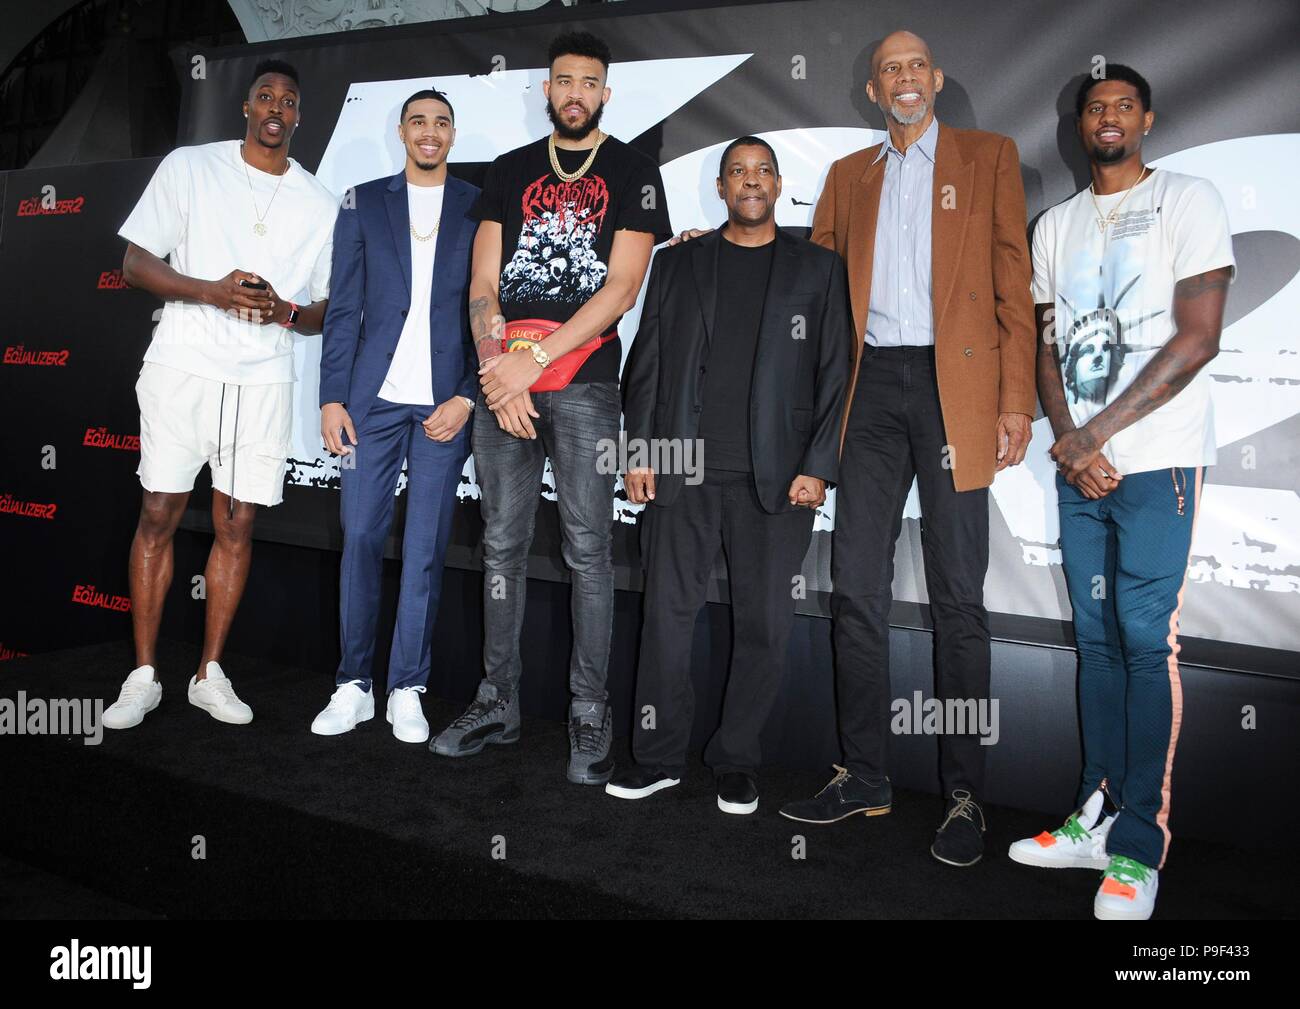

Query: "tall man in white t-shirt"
(312, 90), (479, 743)
(1009, 66), (1234, 921)
(104, 60), (338, 729)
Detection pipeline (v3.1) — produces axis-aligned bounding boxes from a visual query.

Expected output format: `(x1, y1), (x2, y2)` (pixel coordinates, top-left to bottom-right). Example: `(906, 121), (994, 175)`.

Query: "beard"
(547, 97), (604, 141)
(1093, 143), (1129, 164)
(885, 98), (929, 126)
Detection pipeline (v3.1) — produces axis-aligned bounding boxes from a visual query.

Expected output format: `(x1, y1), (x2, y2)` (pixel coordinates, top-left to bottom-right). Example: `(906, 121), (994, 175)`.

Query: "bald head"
(871, 30), (933, 76)
(867, 29), (943, 128)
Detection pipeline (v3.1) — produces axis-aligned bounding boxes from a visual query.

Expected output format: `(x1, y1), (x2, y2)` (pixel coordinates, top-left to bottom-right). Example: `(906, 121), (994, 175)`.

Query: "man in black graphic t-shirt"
(429, 31), (671, 786)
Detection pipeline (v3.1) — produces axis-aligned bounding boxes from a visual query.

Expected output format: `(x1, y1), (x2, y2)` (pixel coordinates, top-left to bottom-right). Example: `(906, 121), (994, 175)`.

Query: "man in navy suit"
(312, 89), (479, 743)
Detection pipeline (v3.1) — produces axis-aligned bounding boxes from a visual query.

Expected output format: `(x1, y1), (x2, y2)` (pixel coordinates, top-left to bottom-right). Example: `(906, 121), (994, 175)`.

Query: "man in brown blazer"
(777, 30), (1036, 867)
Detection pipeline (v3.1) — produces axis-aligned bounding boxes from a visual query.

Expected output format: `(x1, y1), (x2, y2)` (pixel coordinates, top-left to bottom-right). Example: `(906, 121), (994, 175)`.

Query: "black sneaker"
(604, 764), (681, 799)
(930, 789), (987, 867)
(778, 765), (892, 824)
(429, 680), (520, 757)
(567, 700), (614, 785)
(716, 771), (759, 815)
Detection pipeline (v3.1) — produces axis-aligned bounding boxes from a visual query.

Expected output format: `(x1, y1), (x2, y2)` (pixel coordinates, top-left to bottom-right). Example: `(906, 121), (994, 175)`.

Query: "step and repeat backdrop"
(2, 0), (1297, 671)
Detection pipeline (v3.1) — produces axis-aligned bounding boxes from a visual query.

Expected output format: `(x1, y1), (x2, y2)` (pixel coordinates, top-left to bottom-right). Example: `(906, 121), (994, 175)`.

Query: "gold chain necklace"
(240, 142), (288, 237)
(1089, 166), (1150, 234)
(548, 130), (605, 182)
(409, 219), (440, 242)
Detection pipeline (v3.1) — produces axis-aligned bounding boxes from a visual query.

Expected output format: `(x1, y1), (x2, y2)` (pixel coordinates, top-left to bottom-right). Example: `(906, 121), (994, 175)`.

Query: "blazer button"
(400, 309), (408, 317)
(699, 366), (707, 374)
(969, 291), (977, 300)
(387, 352), (394, 360)
(963, 347), (973, 357)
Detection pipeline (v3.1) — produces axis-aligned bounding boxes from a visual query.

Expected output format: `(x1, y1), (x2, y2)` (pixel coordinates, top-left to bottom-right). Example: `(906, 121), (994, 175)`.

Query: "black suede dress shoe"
(778, 765), (892, 824)
(716, 771), (759, 815)
(931, 789), (987, 866)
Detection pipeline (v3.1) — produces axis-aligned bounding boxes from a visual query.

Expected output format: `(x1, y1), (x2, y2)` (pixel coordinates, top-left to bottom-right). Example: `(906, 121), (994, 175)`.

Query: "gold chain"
(1089, 166), (1150, 234)
(548, 130), (605, 182)
(409, 219), (440, 242)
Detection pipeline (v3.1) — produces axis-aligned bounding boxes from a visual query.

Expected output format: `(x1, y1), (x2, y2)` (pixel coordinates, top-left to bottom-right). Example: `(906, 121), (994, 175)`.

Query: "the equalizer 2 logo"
(17, 184), (85, 216)
(49, 941), (151, 988)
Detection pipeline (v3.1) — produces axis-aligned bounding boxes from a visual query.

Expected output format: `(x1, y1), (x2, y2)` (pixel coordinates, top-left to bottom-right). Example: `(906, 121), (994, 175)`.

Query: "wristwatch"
(529, 342), (551, 369)
(278, 301), (300, 329)
(459, 396), (475, 411)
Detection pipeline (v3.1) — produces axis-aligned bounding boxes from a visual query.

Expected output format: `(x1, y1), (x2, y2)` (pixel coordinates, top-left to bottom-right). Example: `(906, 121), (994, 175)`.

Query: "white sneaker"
(1094, 855), (1159, 920)
(187, 661), (253, 724)
(386, 686), (429, 744)
(102, 666), (162, 729)
(1008, 788), (1113, 870)
(310, 681), (374, 735)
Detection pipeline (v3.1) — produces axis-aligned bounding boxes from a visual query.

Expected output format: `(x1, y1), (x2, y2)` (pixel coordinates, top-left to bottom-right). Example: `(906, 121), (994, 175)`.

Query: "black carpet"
(1, 640), (1292, 920)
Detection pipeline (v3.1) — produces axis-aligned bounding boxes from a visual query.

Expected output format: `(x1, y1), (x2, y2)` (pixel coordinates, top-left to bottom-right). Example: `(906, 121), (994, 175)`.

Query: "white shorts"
(136, 362), (292, 507)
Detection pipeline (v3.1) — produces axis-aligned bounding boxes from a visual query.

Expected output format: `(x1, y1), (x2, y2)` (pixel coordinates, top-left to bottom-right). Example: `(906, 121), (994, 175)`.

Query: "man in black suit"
(605, 136), (853, 814)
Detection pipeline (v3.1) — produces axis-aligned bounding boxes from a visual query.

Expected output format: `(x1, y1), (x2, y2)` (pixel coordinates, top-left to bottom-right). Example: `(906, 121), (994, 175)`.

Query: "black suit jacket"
(622, 226), (853, 513)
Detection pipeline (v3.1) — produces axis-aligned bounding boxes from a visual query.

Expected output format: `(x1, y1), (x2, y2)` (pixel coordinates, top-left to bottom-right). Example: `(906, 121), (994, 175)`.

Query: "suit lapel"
(930, 124), (974, 339)
(431, 177), (469, 303)
(691, 231), (719, 346)
(847, 152), (886, 344)
(384, 173), (413, 300)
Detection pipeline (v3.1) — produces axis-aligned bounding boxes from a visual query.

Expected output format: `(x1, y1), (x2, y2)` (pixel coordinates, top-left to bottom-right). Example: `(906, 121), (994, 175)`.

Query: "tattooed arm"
(469, 220), (505, 364)
(1084, 266), (1232, 446)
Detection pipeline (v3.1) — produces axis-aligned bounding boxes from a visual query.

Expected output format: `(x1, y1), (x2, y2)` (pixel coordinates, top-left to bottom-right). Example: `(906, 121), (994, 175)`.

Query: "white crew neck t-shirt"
(119, 140), (339, 386)
(378, 183), (444, 406)
(1031, 169), (1236, 474)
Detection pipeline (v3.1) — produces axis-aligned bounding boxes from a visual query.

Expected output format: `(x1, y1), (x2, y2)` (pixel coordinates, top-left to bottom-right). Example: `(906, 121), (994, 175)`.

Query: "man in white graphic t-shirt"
(104, 59), (338, 730)
(1009, 66), (1235, 922)
(312, 90), (480, 744)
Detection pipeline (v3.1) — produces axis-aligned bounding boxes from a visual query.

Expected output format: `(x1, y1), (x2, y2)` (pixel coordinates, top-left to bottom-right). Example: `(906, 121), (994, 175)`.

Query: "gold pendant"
(253, 222), (267, 237)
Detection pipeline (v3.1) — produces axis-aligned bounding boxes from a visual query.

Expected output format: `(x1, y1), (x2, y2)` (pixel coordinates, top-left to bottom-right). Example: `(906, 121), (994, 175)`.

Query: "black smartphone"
(239, 279), (268, 290)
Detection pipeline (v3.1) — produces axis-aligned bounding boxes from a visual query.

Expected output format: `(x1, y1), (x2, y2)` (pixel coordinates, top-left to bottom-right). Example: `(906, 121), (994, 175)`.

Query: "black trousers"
(633, 469), (815, 776)
(831, 346), (991, 797)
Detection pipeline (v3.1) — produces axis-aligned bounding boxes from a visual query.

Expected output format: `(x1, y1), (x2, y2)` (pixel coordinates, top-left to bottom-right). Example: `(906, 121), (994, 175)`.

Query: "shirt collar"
(872, 115), (939, 165)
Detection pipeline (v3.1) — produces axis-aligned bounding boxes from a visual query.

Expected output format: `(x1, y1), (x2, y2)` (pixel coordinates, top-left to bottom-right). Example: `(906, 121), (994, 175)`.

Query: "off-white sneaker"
(102, 666), (162, 729)
(187, 661), (253, 724)
(1094, 855), (1159, 920)
(1008, 788), (1113, 870)
(311, 681), (374, 735)
(386, 686), (429, 744)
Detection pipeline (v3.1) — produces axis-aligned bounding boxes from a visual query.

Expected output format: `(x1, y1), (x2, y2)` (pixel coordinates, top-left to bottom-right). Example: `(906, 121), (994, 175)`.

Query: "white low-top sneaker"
(188, 661), (253, 724)
(1095, 855), (1159, 920)
(311, 681), (374, 735)
(102, 666), (162, 729)
(386, 686), (429, 744)
(1008, 788), (1113, 870)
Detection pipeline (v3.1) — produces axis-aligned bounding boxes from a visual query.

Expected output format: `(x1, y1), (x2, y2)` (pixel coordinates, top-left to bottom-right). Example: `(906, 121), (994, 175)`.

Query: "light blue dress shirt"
(865, 116), (938, 347)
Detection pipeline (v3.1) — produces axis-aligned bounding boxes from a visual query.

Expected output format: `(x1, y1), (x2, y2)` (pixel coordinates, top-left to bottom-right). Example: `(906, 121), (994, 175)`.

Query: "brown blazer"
(810, 122), (1036, 491)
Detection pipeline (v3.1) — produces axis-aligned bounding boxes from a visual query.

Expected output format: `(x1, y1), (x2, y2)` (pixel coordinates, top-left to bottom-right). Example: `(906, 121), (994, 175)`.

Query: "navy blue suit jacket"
(320, 171), (480, 424)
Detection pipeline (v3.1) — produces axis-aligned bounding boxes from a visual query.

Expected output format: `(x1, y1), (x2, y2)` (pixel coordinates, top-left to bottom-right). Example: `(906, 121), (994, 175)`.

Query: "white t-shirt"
(119, 140), (339, 386)
(379, 183), (443, 405)
(1031, 169), (1235, 474)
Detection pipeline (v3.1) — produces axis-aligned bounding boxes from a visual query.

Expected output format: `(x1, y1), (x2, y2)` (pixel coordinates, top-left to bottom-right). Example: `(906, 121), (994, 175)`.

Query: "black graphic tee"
(473, 135), (671, 383)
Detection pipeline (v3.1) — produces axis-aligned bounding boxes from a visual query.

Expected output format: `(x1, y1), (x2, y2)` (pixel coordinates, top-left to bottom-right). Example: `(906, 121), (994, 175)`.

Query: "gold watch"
(530, 343), (551, 369)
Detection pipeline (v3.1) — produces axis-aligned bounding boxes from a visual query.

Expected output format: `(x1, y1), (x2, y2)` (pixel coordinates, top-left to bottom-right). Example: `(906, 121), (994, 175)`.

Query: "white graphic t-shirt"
(1031, 169), (1235, 474)
(119, 140), (339, 386)
(379, 183), (444, 405)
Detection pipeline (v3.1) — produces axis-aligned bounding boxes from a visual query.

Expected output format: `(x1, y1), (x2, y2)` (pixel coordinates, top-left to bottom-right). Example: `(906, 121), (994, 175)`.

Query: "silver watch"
(459, 396), (476, 411)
